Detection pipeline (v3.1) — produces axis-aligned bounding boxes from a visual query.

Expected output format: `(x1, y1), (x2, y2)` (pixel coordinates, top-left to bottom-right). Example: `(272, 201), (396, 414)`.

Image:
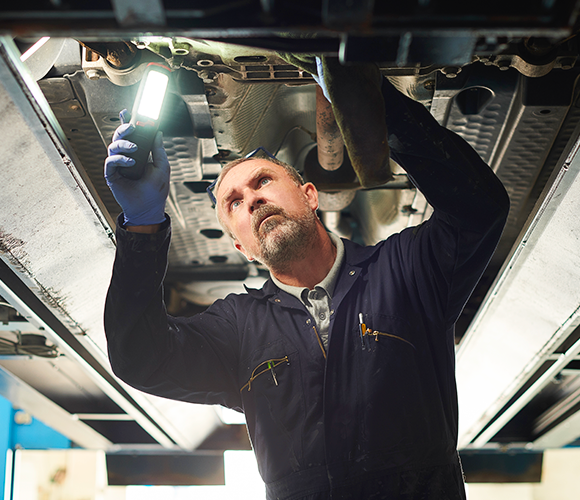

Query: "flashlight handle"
(121, 120), (158, 180)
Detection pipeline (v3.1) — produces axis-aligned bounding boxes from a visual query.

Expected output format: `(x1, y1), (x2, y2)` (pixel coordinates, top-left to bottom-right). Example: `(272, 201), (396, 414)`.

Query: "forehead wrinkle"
(218, 165), (280, 210)
(250, 166), (277, 182)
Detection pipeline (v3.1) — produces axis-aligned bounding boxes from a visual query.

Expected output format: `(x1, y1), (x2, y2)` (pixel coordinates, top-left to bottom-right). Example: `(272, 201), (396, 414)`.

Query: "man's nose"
(248, 194), (266, 212)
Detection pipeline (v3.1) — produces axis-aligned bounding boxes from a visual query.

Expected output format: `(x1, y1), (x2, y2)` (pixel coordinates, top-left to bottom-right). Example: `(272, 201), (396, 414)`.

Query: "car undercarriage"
(2, 0), (580, 485)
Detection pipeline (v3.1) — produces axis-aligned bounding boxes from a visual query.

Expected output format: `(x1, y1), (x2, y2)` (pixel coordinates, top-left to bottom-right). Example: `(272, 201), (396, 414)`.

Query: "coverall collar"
(244, 238), (382, 302)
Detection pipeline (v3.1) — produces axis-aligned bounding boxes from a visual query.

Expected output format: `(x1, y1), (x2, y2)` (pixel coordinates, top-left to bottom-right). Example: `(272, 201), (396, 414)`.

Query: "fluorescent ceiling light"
(20, 37), (50, 62)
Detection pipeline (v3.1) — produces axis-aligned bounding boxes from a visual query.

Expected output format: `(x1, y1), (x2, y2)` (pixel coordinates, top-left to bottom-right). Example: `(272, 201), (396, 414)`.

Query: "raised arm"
(381, 77), (510, 230)
(103, 112), (242, 410)
(379, 78), (510, 327)
(104, 109), (169, 232)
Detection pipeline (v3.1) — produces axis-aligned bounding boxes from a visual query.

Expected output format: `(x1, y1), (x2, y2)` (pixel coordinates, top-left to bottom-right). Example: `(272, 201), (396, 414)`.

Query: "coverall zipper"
(312, 325), (327, 359)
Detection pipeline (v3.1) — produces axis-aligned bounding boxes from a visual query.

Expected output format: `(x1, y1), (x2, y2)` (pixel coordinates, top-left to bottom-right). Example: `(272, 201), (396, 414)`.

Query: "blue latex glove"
(312, 56), (331, 103)
(104, 109), (170, 226)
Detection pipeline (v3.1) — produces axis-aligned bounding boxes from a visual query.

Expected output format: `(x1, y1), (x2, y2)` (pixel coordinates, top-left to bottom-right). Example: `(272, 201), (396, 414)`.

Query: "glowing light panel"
(137, 70), (169, 120)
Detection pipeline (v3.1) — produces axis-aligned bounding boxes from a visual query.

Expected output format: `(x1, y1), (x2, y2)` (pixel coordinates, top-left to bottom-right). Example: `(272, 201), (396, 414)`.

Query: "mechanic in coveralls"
(103, 64), (509, 499)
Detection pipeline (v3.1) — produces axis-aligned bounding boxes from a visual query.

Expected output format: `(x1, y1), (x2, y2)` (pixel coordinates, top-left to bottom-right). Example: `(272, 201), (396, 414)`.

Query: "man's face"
(216, 159), (319, 268)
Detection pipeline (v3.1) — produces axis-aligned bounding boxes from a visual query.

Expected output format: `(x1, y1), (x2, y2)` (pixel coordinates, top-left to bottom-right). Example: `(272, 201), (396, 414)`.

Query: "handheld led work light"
(122, 62), (171, 180)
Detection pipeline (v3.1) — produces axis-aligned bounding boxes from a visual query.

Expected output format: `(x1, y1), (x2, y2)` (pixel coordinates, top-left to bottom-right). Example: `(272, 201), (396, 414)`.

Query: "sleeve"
(381, 78), (510, 326)
(104, 215), (243, 410)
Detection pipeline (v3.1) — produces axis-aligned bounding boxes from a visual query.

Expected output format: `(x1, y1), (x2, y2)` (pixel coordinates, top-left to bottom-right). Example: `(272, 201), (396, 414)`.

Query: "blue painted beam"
(0, 394), (71, 498)
(0, 396), (13, 498)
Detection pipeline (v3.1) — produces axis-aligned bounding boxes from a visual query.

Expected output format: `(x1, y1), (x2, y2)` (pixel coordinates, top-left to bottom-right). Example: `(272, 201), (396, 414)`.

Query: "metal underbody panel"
(2, 2), (580, 480)
(0, 38), (220, 451)
(457, 121), (580, 448)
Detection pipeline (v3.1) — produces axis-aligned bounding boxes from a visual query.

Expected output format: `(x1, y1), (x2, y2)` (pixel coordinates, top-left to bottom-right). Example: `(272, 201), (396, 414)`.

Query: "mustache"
(251, 204), (285, 235)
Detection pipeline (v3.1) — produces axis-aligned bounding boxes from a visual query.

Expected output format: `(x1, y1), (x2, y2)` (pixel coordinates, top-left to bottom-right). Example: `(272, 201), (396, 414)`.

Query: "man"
(104, 76), (509, 499)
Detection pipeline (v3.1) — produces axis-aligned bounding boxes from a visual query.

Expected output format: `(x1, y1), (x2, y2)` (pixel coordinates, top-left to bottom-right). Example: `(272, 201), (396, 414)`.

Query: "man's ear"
(234, 240), (255, 262)
(302, 182), (319, 211)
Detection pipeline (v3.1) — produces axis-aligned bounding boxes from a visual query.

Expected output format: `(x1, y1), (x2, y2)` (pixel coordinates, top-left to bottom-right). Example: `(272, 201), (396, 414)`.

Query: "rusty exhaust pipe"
(316, 85), (344, 171)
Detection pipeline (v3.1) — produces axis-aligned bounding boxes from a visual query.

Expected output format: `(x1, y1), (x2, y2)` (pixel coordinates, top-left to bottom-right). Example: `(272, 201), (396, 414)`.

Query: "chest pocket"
(352, 313), (430, 443)
(352, 313), (421, 397)
(358, 313), (416, 353)
(240, 339), (305, 477)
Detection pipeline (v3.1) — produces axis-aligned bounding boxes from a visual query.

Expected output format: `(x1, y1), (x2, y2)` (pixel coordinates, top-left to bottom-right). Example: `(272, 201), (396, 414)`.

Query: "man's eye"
(231, 200), (242, 210)
(260, 177), (271, 186)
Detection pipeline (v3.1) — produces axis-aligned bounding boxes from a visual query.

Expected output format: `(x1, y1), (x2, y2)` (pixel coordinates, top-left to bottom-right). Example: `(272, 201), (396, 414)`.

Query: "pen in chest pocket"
(267, 361), (278, 386)
(240, 356), (289, 393)
(358, 313), (416, 350)
(359, 313), (367, 350)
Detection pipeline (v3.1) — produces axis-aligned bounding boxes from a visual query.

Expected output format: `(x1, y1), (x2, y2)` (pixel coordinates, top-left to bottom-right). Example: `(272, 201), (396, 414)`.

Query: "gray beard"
(251, 204), (318, 271)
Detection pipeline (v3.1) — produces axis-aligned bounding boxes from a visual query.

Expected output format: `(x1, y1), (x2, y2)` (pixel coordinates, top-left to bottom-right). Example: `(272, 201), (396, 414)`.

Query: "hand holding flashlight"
(104, 110), (170, 226)
(122, 63), (171, 180)
(104, 62), (172, 225)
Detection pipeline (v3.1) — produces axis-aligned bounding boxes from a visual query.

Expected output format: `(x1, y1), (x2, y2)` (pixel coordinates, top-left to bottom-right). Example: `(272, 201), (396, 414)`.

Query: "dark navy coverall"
(104, 79), (510, 499)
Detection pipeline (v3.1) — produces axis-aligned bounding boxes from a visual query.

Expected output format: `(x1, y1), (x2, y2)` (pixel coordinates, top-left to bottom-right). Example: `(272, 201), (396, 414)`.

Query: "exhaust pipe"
(316, 85), (344, 171)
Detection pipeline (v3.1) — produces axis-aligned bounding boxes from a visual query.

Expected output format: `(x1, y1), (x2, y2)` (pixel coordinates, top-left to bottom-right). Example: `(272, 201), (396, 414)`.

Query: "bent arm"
(382, 77), (510, 231)
(104, 215), (242, 409)
(381, 78), (510, 326)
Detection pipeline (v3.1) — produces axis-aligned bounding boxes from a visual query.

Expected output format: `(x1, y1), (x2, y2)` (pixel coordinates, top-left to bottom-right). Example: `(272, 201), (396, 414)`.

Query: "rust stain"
(0, 229), (25, 254)
(0, 228), (30, 270)
(40, 285), (67, 310)
(0, 228), (82, 333)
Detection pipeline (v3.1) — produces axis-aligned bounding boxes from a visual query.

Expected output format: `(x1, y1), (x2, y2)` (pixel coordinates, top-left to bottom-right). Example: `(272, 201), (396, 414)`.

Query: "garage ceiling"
(1, 1), (580, 472)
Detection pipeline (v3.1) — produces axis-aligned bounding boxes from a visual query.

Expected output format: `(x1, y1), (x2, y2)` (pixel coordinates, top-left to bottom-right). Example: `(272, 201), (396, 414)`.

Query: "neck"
(269, 223), (336, 289)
